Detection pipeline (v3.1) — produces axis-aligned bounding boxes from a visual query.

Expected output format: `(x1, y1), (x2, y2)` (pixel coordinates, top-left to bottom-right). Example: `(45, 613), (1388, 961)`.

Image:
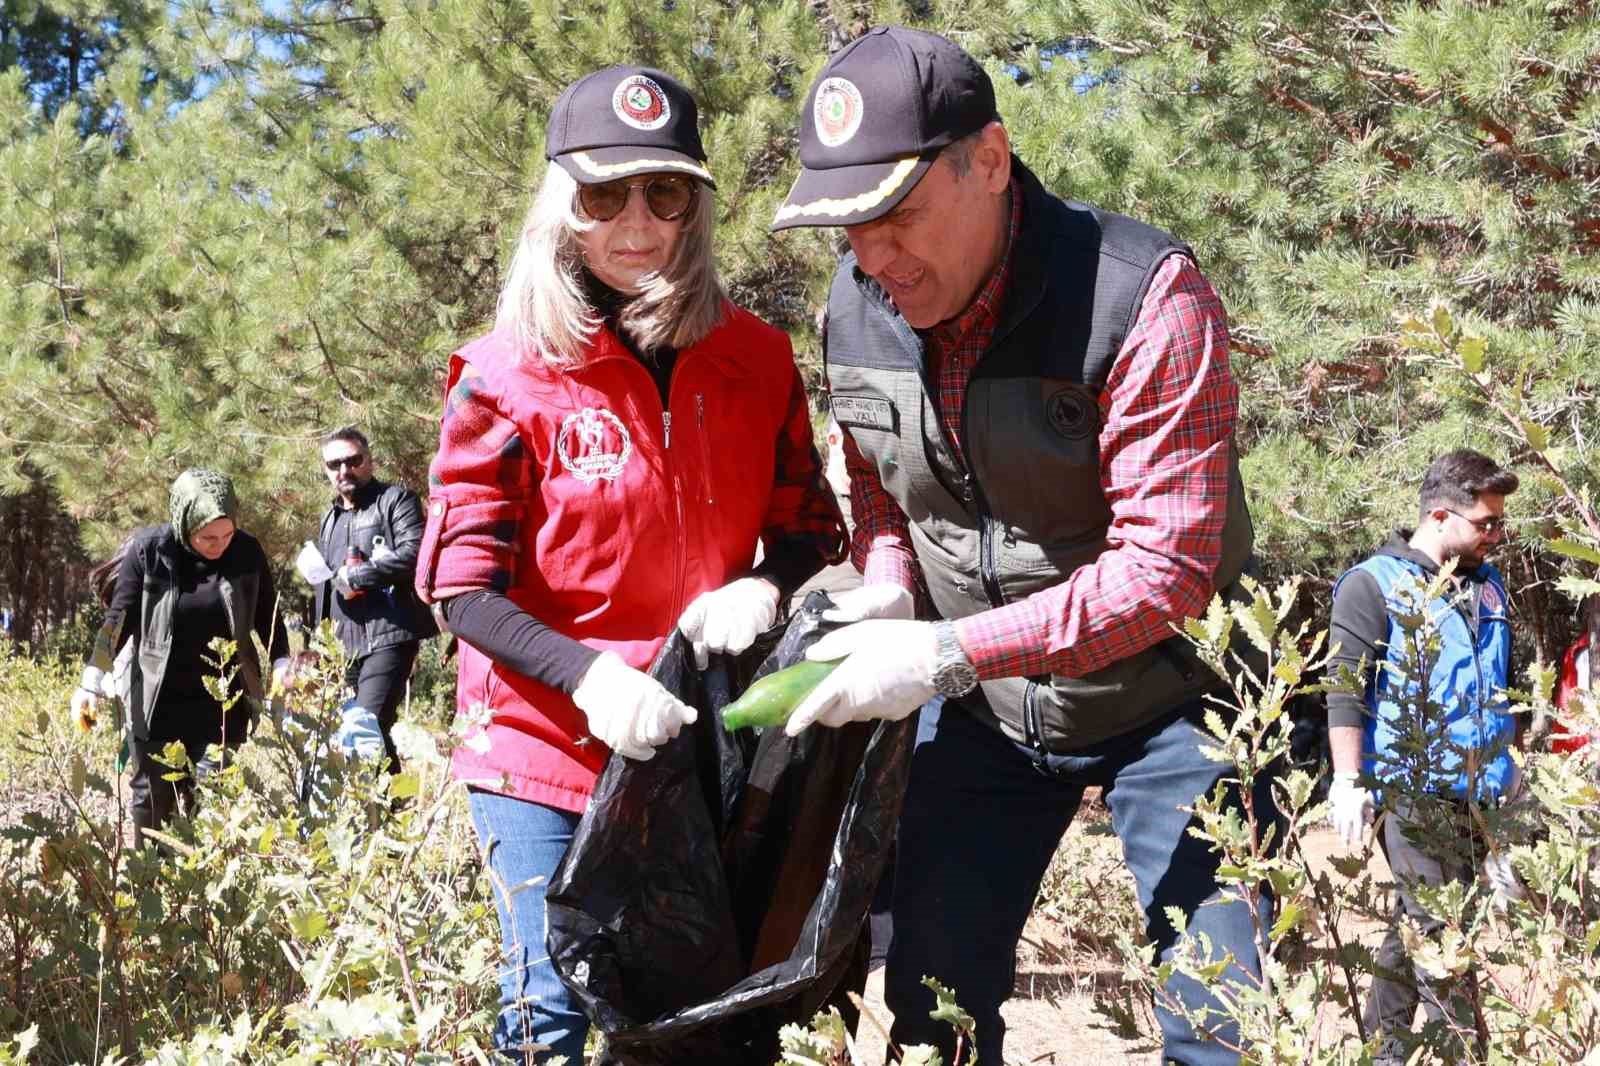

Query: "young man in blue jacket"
(1327, 448), (1520, 1060)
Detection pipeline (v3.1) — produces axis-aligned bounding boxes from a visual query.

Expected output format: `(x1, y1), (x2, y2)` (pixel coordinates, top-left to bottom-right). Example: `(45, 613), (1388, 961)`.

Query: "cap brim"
(554, 146), (715, 188)
(770, 154), (934, 231)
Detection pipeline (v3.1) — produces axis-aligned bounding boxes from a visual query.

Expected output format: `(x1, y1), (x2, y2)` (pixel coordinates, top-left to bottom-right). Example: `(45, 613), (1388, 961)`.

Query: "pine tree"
(2, 0), (986, 558)
(993, 0), (1600, 653)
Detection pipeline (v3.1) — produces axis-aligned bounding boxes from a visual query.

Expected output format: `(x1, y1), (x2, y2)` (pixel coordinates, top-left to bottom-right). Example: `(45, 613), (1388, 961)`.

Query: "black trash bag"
(546, 590), (915, 1066)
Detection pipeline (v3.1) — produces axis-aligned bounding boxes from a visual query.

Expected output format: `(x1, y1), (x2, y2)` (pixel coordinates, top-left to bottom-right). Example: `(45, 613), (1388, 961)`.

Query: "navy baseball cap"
(546, 65), (715, 187)
(772, 27), (996, 230)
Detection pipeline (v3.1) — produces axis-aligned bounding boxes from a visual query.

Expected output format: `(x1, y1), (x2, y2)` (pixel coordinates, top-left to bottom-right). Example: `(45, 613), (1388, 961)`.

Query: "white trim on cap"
(566, 151), (712, 182)
(772, 156), (920, 223)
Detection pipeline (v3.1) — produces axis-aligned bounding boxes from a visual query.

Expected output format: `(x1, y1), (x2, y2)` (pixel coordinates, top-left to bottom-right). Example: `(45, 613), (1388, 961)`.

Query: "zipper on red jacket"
(581, 344), (693, 621)
(666, 406), (687, 620)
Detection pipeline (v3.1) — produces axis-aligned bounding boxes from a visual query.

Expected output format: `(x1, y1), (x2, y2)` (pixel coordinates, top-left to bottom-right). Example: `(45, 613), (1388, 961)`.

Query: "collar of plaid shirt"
(921, 175), (1023, 463)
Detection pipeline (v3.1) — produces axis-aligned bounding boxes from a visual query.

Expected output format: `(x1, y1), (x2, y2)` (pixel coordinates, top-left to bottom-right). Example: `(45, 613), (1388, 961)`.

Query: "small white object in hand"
(295, 541), (335, 585)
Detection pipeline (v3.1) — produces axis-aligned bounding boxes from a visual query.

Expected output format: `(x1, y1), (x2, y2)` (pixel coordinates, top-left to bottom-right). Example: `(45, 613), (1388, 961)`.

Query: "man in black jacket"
(308, 426), (437, 771)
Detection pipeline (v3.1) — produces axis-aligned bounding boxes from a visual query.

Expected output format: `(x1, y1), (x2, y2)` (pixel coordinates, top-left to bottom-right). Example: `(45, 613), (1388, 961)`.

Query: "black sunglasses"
(1443, 508), (1506, 535)
(324, 454), (366, 471)
(576, 175), (695, 222)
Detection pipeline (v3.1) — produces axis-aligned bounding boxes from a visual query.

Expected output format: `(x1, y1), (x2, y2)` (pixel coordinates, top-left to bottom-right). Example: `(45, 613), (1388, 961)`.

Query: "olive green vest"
(824, 162), (1254, 752)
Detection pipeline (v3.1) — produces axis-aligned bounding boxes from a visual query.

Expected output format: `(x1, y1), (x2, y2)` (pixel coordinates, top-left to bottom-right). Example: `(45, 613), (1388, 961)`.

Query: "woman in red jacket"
(415, 65), (845, 1062)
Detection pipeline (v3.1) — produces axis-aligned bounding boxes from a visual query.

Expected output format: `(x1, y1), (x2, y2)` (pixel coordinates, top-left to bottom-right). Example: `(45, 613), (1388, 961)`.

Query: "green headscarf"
(169, 468), (239, 553)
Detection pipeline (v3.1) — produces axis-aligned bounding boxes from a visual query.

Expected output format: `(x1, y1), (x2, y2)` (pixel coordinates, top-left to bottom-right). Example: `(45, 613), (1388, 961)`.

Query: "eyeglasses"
(324, 455), (366, 471)
(1444, 508), (1507, 535)
(576, 175), (695, 222)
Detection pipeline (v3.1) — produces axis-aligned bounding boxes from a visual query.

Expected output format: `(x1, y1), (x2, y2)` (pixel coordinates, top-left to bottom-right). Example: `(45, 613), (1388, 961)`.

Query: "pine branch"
(1477, 114), (1568, 182)
(94, 373), (155, 437)
(309, 318), (355, 405)
(1264, 82), (1415, 170)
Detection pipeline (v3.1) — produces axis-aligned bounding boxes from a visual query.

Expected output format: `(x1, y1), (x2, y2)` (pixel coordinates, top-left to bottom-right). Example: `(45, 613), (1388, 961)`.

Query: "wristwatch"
(931, 621), (979, 698)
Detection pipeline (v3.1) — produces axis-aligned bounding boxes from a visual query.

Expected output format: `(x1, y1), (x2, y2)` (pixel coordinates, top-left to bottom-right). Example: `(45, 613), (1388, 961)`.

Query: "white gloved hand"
(785, 620), (936, 736)
(821, 584), (915, 624)
(70, 686), (100, 731)
(295, 541), (335, 585)
(572, 652), (698, 761)
(677, 577), (781, 670)
(1328, 771), (1376, 847)
(71, 665), (105, 729)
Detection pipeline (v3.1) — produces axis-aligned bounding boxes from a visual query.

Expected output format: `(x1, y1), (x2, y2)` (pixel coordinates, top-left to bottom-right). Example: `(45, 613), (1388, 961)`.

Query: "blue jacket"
(1332, 536), (1515, 798)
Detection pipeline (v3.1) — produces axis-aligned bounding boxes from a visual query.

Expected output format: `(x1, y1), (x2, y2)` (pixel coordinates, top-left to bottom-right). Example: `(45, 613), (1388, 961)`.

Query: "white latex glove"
(677, 577), (781, 670)
(295, 541), (335, 585)
(785, 619), (936, 736)
(70, 665), (105, 730)
(70, 686), (100, 731)
(821, 584), (915, 624)
(572, 652), (698, 761)
(1328, 771), (1376, 847)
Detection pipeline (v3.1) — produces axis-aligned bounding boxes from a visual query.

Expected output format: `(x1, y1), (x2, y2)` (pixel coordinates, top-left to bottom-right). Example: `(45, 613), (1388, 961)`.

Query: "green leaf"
(1269, 901), (1305, 941)
(1235, 596), (1275, 656)
(1399, 316), (1431, 342)
(1430, 302), (1453, 339)
(1328, 854), (1366, 879)
(388, 772), (420, 800)
(1203, 708), (1230, 741)
(289, 909), (329, 943)
(68, 753), (85, 798)
(1548, 538), (1600, 566)
(1555, 576), (1600, 600)
(1457, 334), (1486, 373)
(923, 976), (974, 1035)
(1521, 419), (1550, 453)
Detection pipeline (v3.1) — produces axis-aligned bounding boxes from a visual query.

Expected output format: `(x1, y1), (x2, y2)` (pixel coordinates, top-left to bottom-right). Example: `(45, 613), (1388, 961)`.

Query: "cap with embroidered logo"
(546, 64), (715, 187)
(772, 26), (996, 231)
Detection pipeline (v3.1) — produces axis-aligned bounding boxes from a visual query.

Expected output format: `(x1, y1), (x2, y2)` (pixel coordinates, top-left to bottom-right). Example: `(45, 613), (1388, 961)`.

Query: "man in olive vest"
(773, 27), (1264, 1066)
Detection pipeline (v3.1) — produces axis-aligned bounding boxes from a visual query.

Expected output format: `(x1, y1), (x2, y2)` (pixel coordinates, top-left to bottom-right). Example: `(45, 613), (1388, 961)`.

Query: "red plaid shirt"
(842, 190), (1237, 681)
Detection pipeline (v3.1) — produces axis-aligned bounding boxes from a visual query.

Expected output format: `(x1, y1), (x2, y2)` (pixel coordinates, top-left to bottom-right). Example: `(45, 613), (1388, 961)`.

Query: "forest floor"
(849, 821), (1390, 1066)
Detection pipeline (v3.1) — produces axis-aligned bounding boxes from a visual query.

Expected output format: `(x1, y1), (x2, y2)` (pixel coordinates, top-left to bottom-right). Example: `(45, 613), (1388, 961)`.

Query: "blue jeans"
(468, 788), (587, 1064)
(884, 699), (1274, 1066)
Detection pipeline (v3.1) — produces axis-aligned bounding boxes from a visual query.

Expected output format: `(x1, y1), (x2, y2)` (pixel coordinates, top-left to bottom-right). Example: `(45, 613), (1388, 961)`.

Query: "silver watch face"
(935, 659), (979, 698)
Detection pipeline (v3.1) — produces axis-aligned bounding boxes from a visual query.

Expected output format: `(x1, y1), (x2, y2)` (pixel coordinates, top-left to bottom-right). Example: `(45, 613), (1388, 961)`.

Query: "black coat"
(98, 524), (287, 739)
(314, 479), (439, 656)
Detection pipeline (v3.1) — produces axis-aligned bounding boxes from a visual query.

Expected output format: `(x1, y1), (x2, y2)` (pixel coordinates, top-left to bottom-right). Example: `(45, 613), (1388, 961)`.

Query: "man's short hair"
(1418, 449), (1519, 517)
(321, 426), (370, 453)
(941, 128), (986, 178)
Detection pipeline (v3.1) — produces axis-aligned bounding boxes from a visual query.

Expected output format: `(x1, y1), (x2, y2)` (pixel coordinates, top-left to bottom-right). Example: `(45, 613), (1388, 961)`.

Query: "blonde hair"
(496, 163), (726, 367)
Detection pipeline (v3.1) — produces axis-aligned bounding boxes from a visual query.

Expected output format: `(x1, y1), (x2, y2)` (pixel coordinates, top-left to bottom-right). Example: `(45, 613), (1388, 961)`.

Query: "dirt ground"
(849, 823), (1391, 1066)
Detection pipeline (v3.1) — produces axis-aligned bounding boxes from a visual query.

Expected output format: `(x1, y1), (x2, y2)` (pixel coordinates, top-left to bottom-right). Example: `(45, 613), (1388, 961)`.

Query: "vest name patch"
(831, 395), (896, 433)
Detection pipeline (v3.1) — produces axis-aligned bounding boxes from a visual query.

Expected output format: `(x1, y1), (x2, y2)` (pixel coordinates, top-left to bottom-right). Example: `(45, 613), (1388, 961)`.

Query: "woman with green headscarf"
(72, 469), (289, 841)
